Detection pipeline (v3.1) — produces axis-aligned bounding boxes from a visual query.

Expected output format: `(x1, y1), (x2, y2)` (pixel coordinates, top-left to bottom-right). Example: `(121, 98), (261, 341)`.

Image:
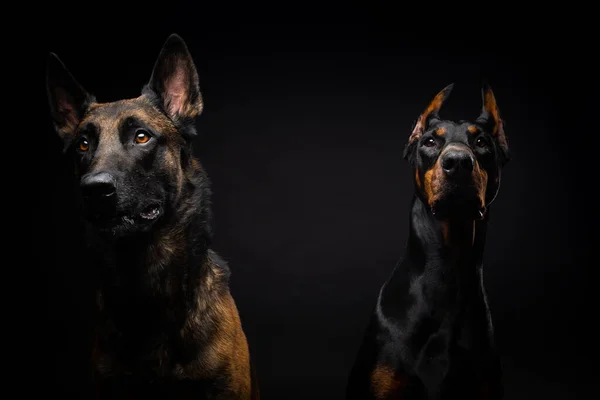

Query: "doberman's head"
(403, 83), (509, 221)
(46, 34), (204, 237)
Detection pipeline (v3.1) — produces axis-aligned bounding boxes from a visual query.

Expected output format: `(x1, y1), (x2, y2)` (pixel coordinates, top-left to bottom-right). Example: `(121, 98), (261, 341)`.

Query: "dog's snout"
(80, 172), (117, 199)
(441, 149), (474, 177)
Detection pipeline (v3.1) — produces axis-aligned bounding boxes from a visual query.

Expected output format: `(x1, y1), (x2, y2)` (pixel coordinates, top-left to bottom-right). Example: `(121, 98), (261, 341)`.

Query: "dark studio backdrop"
(30, 2), (593, 399)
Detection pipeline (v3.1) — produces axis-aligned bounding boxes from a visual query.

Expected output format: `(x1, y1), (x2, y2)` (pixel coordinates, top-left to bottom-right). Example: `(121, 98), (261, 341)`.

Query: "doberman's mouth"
(431, 200), (485, 221)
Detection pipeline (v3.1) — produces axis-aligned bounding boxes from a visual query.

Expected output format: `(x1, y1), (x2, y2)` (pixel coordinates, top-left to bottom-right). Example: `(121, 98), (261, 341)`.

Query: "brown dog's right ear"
(143, 34), (203, 124)
(46, 53), (94, 152)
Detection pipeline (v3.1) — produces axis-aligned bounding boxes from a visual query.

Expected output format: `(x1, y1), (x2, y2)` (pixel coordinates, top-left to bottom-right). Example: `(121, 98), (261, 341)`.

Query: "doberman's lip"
(477, 207), (486, 220)
(431, 202), (486, 221)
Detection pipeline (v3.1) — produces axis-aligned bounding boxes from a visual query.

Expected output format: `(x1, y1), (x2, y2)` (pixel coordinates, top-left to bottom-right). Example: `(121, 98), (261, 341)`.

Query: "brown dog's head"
(403, 83), (509, 221)
(46, 34), (205, 237)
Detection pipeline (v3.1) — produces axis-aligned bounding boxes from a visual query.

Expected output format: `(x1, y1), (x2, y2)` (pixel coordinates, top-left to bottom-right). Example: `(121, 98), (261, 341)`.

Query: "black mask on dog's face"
(46, 34), (204, 237)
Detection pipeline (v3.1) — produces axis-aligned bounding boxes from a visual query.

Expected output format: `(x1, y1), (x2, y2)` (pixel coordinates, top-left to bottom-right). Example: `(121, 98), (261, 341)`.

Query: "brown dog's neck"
(91, 212), (225, 330)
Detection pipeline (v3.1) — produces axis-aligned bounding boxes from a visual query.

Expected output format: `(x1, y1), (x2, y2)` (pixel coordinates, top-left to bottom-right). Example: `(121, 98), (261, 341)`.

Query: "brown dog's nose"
(80, 172), (117, 199)
(441, 149), (474, 177)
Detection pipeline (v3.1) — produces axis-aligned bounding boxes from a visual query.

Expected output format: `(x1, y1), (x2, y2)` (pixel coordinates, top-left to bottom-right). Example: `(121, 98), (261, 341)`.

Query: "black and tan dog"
(46, 34), (259, 399)
(346, 84), (510, 399)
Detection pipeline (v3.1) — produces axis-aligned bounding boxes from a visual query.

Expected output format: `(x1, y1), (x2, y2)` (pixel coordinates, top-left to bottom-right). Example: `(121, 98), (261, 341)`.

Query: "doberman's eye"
(423, 138), (436, 147)
(475, 137), (487, 148)
(77, 137), (89, 152)
(135, 129), (151, 144)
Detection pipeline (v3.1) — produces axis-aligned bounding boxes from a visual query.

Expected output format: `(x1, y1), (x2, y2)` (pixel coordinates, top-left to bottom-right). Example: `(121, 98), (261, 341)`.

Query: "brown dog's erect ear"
(144, 33), (203, 123)
(46, 53), (94, 151)
(477, 83), (509, 154)
(407, 83), (454, 146)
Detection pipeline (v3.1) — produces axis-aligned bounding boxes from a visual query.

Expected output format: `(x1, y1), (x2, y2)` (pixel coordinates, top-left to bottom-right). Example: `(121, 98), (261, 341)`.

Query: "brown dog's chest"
(91, 289), (186, 379)
(92, 315), (176, 379)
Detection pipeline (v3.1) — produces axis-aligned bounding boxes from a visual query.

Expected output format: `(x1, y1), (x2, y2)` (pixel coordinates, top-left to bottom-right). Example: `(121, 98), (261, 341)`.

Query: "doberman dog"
(346, 83), (510, 399)
(46, 34), (259, 399)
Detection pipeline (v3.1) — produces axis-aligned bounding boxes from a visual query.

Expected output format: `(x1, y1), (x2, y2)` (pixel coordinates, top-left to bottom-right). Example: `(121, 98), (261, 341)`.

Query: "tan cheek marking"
(371, 365), (408, 399)
(473, 163), (488, 207)
(423, 160), (444, 207)
(424, 168), (435, 206)
(441, 221), (449, 244)
(415, 169), (422, 189)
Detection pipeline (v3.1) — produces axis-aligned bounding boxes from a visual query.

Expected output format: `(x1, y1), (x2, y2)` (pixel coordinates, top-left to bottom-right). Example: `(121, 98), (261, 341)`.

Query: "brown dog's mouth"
(92, 204), (162, 229)
(139, 204), (161, 221)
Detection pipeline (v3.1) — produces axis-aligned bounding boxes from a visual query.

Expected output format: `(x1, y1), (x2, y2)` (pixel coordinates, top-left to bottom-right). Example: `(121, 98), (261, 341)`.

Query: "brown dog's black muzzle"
(80, 171), (118, 220)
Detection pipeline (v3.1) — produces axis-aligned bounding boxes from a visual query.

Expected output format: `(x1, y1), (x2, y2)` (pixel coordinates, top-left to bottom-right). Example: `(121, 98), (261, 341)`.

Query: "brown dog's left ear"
(407, 83), (454, 146)
(477, 83), (508, 154)
(143, 33), (203, 122)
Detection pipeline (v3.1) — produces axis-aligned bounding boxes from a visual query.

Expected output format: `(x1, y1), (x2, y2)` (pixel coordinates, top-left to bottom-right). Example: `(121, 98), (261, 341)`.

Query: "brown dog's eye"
(475, 137), (487, 148)
(135, 130), (151, 144)
(77, 137), (89, 152)
(423, 138), (436, 147)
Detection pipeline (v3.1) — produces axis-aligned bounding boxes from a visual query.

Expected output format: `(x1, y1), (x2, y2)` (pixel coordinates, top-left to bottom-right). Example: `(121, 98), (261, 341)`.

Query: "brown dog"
(46, 34), (259, 399)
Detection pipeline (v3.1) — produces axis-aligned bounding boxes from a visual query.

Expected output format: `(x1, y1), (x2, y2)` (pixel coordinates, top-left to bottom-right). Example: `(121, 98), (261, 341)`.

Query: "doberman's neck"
(406, 195), (488, 274)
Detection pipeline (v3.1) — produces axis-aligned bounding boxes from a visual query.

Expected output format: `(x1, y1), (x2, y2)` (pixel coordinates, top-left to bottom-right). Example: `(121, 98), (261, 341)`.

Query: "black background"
(29, 2), (592, 399)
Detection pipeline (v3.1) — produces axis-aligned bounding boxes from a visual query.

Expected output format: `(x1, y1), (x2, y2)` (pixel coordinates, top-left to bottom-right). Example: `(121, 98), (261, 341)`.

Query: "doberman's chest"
(378, 268), (493, 380)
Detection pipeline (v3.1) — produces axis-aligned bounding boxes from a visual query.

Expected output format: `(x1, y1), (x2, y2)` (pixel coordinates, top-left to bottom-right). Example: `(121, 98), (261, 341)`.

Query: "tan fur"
(83, 97), (256, 399)
(370, 365), (408, 399)
(408, 85), (452, 145)
(482, 87), (508, 150)
(49, 35), (255, 399)
(166, 257), (252, 398)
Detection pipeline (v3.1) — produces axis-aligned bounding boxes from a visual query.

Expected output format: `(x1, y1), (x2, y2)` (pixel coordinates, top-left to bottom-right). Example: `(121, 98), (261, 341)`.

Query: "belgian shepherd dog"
(46, 33), (259, 399)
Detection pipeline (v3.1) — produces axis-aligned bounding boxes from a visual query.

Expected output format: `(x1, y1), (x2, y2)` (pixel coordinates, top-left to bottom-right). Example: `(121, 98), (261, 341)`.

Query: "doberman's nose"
(80, 172), (117, 199)
(441, 149), (474, 177)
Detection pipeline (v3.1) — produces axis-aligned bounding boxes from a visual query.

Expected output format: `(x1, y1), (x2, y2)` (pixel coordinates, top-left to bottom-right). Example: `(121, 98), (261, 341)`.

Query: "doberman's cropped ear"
(46, 53), (95, 151)
(477, 83), (509, 155)
(143, 33), (203, 124)
(407, 83), (454, 147)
